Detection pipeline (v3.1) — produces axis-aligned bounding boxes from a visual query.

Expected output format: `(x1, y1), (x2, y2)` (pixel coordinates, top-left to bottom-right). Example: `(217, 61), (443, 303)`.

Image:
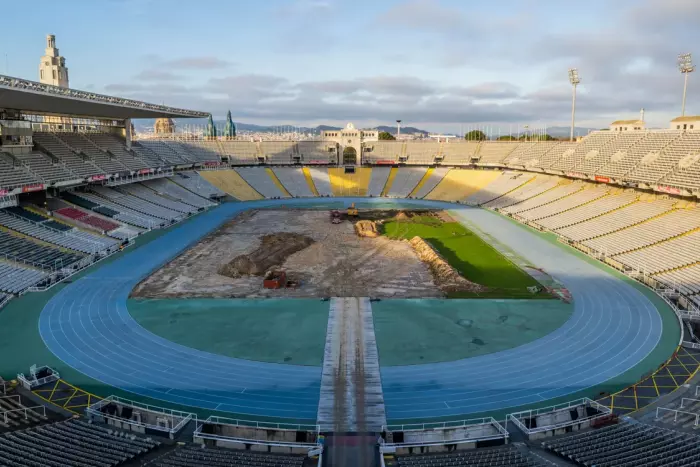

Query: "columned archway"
(342, 146), (357, 165)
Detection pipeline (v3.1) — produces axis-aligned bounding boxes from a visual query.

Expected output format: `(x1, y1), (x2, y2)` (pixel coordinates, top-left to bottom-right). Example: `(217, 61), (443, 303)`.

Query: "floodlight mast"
(568, 68), (581, 142)
(678, 53), (695, 117)
(396, 120), (402, 138)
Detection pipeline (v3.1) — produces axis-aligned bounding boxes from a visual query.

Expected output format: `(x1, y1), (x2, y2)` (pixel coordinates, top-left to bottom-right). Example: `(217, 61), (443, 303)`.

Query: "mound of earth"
(395, 211), (410, 221)
(409, 236), (487, 294)
(355, 220), (379, 238)
(219, 232), (315, 277)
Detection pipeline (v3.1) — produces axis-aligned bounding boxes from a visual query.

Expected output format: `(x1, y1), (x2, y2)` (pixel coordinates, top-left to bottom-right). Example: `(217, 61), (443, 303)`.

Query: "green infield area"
(381, 214), (546, 298)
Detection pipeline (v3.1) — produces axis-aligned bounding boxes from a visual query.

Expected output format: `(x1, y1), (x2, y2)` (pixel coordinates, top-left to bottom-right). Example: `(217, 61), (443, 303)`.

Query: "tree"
(465, 130), (487, 141)
(497, 135), (517, 141)
(378, 131), (396, 140)
(519, 133), (555, 141)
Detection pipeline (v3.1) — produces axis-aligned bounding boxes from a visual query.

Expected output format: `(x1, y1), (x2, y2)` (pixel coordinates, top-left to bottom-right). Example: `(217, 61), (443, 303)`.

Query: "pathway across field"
(39, 198), (667, 423)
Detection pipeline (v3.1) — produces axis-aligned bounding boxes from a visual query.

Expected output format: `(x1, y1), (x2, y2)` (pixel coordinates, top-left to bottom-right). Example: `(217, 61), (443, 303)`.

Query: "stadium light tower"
(568, 68), (581, 142)
(678, 53), (695, 116)
(396, 120), (402, 138)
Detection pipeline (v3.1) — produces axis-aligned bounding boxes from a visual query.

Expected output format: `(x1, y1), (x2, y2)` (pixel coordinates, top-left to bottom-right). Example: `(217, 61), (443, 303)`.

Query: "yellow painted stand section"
(381, 168), (399, 196)
(302, 167), (320, 196)
(265, 168), (291, 197)
(328, 168), (371, 196)
(408, 167), (435, 197)
(200, 170), (264, 201)
(426, 169), (501, 201)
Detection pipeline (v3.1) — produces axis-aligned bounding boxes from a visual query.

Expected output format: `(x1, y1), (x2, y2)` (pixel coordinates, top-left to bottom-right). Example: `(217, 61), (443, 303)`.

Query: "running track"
(39, 198), (665, 423)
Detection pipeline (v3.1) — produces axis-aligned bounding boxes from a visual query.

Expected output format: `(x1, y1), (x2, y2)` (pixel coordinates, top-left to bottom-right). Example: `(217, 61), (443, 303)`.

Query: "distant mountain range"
(134, 119), (596, 138)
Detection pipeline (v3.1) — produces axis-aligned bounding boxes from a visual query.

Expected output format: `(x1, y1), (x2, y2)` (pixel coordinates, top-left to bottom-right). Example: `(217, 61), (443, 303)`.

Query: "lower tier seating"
(0, 230), (83, 270)
(154, 444), (306, 467)
(397, 444), (539, 467)
(0, 261), (48, 294)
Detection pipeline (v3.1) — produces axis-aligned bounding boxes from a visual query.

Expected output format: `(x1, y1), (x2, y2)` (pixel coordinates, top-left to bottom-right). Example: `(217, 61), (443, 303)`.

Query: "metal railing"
(86, 395), (196, 435)
(0, 395), (47, 424)
(507, 398), (612, 435)
(655, 407), (700, 426)
(201, 415), (320, 433)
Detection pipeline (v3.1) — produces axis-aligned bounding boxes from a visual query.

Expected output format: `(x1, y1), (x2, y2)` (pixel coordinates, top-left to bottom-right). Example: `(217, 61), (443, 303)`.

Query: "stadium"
(0, 31), (700, 467)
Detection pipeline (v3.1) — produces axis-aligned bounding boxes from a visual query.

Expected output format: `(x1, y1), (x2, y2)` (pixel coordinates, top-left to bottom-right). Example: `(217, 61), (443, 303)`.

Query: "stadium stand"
(366, 166), (391, 197)
(595, 130), (682, 179)
(198, 169), (263, 200)
(261, 141), (296, 164)
(180, 141), (223, 162)
(219, 141), (260, 165)
(0, 261), (48, 294)
(0, 418), (160, 466)
(574, 131), (648, 174)
(298, 141), (337, 164)
(153, 444), (306, 467)
(235, 167), (289, 198)
(117, 183), (198, 214)
(143, 178), (216, 209)
(328, 167), (371, 196)
(54, 206), (121, 233)
(362, 141), (402, 164)
(425, 169), (501, 202)
(387, 167), (427, 198)
(464, 171), (535, 206)
(307, 167), (333, 196)
(502, 142), (558, 168)
(483, 175), (559, 209)
(655, 264), (700, 298)
(626, 131), (700, 185)
(502, 181), (581, 215)
(65, 191), (165, 229)
(0, 230), (83, 270)
(129, 142), (168, 168)
(537, 190), (639, 230)
(440, 141), (478, 165)
(542, 420), (700, 466)
(32, 132), (105, 178)
(583, 206), (700, 256)
(395, 445), (539, 467)
(529, 141), (578, 170)
(172, 172), (226, 199)
(0, 153), (42, 190)
(412, 167), (450, 199)
(0, 394), (47, 429)
(270, 168), (314, 197)
(476, 142), (520, 166)
(613, 231), (700, 274)
(137, 140), (190, 166)
(13, 151), (76, 184)
(91, 186), (185, 222)
(404, 141), (440, 165)
(55, 132), (131, 173)
(548, 131), (618, 172)
(517, 185), (609, 222)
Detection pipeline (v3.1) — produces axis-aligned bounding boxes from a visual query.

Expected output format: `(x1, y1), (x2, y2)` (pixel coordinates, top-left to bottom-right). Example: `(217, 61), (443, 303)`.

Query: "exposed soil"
(354, 220), (379, 238)
(218, 233), (315, 277)
(132, 209), (442, 299)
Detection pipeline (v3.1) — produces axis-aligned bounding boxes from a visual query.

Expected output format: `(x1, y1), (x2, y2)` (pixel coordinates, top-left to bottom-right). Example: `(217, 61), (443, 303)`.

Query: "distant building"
(154, 118), (175, 134)
(39, 35), (69, 88)
(609, 119), (645, 132)
(321, 123), (378, 165)
(670, 116), (699, 131)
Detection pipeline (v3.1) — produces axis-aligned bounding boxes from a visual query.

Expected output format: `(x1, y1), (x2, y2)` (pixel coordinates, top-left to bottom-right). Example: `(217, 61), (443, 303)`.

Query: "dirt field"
(132, 209), (442, 298)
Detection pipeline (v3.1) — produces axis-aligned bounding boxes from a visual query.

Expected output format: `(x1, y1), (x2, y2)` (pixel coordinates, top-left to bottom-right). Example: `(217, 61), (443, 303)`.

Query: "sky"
(0, 0), (698, 132)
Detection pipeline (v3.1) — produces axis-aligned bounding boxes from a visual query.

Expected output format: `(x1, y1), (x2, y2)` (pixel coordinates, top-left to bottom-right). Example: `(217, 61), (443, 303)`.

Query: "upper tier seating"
(363, 141), (402, 164)
(0, 418), (160, 467)
(14, 151), (76, 183)
(583, 207), (700, 255)
(397, 444), (539, 467)
(33, 132), (105, 178)
(0, 153), (41, 190)
(476, 142), (520, 165)
(548, 131), (618, 172)
(625, 131), (700, 185)
(441, 141), (478, 165)
(503, 142), (560, 169)
(405, 141), (440, 165)
(596, 130), (682, 179)
(67, 191), (165, 229)
(0, 230), (83, 270)
(153, 444), (305, 467)
(538, 191), (638, 230)
(574, 131), (648, 174)
(137, 141), (190, 165)
(0, 261), (48, 294)
(130, 143), (168, 168)
(531, 141), (578, 169)
(483, 175), (559, 209)
(85, 132), (151, 170)
(172, 172), (225, 199)
(54, 132), (131, 174)
(261, 141), (296, 164)
(180, 141), (222, 162)
(219, 141), (260, 165)
(91, 186), (184, 221)
(117, 183), (198, 213)
(165, 141), (218, 163)
(143, 178), (216, 209)
(543, 420), (700, 467)
(502, 182), (583, 214)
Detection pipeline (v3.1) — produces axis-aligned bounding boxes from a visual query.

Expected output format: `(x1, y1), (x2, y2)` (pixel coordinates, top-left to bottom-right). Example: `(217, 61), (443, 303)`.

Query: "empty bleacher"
(425, 169), (502, 202)
(117, 183), (198, 214)
(404, 141), (440, 165)
(464, 171), (535, 206)
(172, 172), (225, 199)
(236, 167), (288, 198)
(366, 166), (391, 197)
(137, 140), (190, 166)
(543, 420), (700, 467)
(298, 141), (337, 164)
(198, 170), (264, 201)
(86, 132), (152, 170)
(13, 151), (77, 184)
(261, 141), (296, 165)
(503, 142), (559, 168)
(596, 130), (682, 180)
(655, 263), (700, 297)
(548, 131), (618, 172)
(33, 132), (105, 178)
(55, 132), (131, 174)
(91, 186), (184, 222)
(412, 167), (450, 199)
(387, 167), (427, 198)
(65, 191), (165, 229)
(328, 167), (371, 196)
(476, 142), (520, 165)
(484, 175), (559, 210)
(271, 168), (314, 197)
(441, 141), (478, 165)
(538, 191), (638, 231)
(0, 153), (42, 190)
(396, 445), (539, 467)
(0, 394), (47, 430)
(307, 167), (333, 196)
(626, 131), (700, 185)
(0, 261), (48, 294)
(0, 229), (83, 270)
(520, 185), (609, 222)
(502, 181), (582, 215)
(575, 131), (648, 174)
(54, 206), (121, 233)
(530, 141), (578, 170)
(0, 418), (160, 467)
(614, 231), (700, 274)
(154, 443), (306, 467)
(362, 141), (402, 164)
(143, 178), (216, 209)
(219, 141), (260, 165)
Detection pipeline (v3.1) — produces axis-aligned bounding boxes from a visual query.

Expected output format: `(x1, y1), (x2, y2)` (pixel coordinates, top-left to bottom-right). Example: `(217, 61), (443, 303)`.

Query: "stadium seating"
(655, 263), (700, 297)
(137, 141), (190, 166)
(543, 420), (700, 466)
(425, 169), (501, 202)
(198, 170), (264, 200)
(441, 141), (478, 165)
(0, 230), (83, 270)
(595, 131), (682, 179)
(362, 141), (402, 164)
(269, 168), (312, 197)
(236, 167), (289, 198)
(502, 181), (582, 215)
(328, 167), (371, 196)
(396, 445), (539, 467)
(0, 153), (41, 190)
(261, 141), (296, 165)
(367, 166), (391, 196)
(0, 418), (160, 466)
(153, 444), (305, 467)
(503, 142), (559, 168)
(574, 131), (648, 174)
(130, 143), (169, 168)
(0, 394), (47, 430)
(518, 185), (609, 222)
(412, 167), (450, 199)
(55, 132), (132, 174)
(219, 141), (260, 165)
(181, 141), (223, 162)
(307, 167), (333, 196)
(537, 191), (638, 230)
(298, 141), (337, 164)
(464, 171), (535, 206)
(91, 186), (184, 222)
(55, 206), (121, 233)
(13, 151), (76, 184)
(404, 141), (440, 165)
(626, 131), (700, 185)
(0, 261), (48, 294)
(143, 178), (216, 209)
(483, 175), (559, 210)
(548, 131), (618, 172)
(66, 191), (165, 229)
(476, 142), (520, 165)
(172, 172), (225, 199)
(85, 132), (153, 170)
(387, 167), (427, 198)
(117, 183), (198, 214)
(613, 231), (700, 274)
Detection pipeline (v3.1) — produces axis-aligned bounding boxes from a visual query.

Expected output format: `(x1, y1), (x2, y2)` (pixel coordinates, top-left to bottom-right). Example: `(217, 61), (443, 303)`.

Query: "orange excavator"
(347, 203), (358, 217)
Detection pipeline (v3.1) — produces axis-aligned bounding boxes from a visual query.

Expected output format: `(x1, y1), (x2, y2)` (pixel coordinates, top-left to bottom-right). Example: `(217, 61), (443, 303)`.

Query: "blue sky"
(1, 0), (698, 132)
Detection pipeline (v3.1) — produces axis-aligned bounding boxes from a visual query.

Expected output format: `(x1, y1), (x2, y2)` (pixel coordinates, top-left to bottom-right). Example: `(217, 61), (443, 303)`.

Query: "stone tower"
(39, 35), (69, 88)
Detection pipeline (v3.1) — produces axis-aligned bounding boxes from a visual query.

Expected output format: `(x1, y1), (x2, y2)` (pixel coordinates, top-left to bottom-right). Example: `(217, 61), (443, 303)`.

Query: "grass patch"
(382, 215), (545, 298)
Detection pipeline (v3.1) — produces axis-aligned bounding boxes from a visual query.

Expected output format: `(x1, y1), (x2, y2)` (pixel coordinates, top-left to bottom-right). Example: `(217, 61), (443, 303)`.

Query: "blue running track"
(39, 198), (666, 423)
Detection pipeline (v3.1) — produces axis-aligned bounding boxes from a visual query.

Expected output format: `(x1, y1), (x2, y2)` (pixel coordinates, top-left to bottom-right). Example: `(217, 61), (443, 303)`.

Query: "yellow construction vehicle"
(347, 203), (358, 217)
